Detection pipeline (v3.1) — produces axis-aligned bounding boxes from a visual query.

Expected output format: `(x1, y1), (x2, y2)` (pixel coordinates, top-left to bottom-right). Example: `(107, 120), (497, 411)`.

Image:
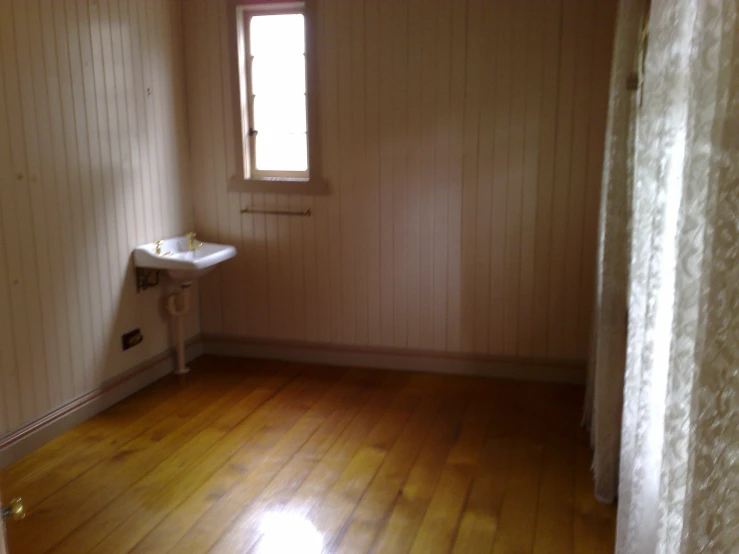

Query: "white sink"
(134, 235), (236, 283)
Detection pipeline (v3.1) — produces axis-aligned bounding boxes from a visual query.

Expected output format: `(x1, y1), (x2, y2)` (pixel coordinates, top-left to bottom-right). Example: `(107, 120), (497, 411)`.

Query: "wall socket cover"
(122, 329), (143, 351)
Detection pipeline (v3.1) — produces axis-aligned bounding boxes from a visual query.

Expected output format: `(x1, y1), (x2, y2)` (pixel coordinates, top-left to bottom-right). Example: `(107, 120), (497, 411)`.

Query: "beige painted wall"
(183, 0), (617, 365)
(0, 0), (198, 438)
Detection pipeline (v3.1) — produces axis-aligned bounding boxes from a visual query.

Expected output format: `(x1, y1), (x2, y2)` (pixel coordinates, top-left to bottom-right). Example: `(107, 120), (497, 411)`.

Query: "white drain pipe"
(167, 283), (191, 375)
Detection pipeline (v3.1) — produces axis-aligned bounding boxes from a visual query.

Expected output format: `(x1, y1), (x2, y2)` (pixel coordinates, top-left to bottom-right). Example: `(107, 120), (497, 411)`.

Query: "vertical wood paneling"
(0, 29), (23, 430)
(364, 0), (382, 346)
(391, 0), (408, 348)
(518, 0), (546, 356)
(459, 0), (482, 354)
(220, 0), (250, 340)
(18, 0), (60, 407)
(479, 0), (500, 354)
(324, 0), (343, 344)
(291, 194), (308, 340)
(503, 0), (529, 356)
(209, 0), (233, 339)
(416, 0), (434, 350)
(51, 0), (88, 401)
(445, 0), (466, 352)
(337, 0), (355, 344)
(38, 0), (77, 405)
(0, 0), (197, 438)
(377, 0), (394, 347)
(547, 0), (578, 358)
(562, 0), (594, 358)
(2, 0), (45, 421)
(405, 0), (422, 350)
(76, 0), (108, 385)
(186, 0), (617, 366)
(129, 0), (153, 246)
(348, 1), (366, 345)
(431, 0), (452, 351)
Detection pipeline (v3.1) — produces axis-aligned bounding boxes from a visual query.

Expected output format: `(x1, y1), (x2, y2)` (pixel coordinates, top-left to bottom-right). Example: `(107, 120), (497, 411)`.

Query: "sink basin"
(133, 236), (236, 283)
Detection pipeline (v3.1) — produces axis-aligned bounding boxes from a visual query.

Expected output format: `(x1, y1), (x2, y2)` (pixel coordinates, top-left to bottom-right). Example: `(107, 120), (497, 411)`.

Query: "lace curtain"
(587, 0), (739, 552)
(584, 0), (645, 503)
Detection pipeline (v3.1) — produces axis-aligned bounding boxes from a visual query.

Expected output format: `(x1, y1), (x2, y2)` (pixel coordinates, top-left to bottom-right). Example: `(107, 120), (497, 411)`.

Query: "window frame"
(228, 0), (328, 194)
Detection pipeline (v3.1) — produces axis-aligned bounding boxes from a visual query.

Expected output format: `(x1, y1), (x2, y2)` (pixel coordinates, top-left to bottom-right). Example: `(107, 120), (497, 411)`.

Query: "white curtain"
(585, 0), (646, 503)
(588, 0), (739, 552)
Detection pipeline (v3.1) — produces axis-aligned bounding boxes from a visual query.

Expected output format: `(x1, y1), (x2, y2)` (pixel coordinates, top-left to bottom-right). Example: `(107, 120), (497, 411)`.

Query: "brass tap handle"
(154, 240), (164, 255)
(186, 232), (202, 251)
(2, 497), (25, 521)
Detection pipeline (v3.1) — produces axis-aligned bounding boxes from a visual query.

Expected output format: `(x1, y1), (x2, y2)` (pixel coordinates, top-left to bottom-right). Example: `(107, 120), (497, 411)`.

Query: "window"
(229, 1), (327, 194)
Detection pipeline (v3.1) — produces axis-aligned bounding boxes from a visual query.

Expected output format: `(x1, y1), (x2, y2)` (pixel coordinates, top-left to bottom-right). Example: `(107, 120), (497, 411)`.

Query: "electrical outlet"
(122, 328), (143, 351)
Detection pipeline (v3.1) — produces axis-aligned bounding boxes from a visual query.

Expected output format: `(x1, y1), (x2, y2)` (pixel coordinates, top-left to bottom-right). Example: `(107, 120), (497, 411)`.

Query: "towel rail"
(240, 207), (311, 217)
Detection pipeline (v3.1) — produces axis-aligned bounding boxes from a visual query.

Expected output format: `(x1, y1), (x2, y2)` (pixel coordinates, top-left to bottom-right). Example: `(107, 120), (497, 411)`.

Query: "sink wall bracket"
(136, 267), (160, 292)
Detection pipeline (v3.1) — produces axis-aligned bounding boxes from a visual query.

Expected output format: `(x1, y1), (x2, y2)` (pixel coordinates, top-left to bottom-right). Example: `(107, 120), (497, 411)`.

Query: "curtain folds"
(584, 0), (645, 504)
(587, 0), (738, 552)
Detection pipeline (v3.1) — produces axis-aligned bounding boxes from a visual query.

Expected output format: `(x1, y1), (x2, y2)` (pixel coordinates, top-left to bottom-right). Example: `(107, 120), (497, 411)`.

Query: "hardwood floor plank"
(333, 392), (441, 554)
(453, 512), (499, 554)
(305, 385), (423, 549)
(409, 464), (473, 554)
(175, 371), (386, 553)
(107, 369), (344, 554)
(7, 366), (253, 553)
(409, 391), (494, 554)
(368, 388), (468, 554)
(532, 438), (577, 554)
(266, 377), (411, 522)
(1, 357), (617, 554)
(162, 371), (389, 553)
(1, 358), (240, 504)
(450, 435), (511, 554)
(207, 375), (416, 553)
(48, 367), (298, 553)
(304, 445), (387, 548)
(489, 439), (545, 554)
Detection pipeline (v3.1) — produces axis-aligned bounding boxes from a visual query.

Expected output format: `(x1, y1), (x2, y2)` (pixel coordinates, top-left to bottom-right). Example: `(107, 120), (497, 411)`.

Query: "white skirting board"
(0, 339), (203, 469)
(202, 335), (586, 385)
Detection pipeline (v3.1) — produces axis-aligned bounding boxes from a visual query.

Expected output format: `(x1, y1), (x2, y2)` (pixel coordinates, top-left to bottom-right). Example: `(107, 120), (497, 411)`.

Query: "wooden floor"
(1, 356), (616, 554)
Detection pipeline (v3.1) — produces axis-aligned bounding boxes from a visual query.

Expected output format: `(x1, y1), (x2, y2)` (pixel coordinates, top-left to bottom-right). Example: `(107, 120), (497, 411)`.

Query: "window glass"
(249, 13), (308, 175)
(249, 14), (304, 57)
(255, 132), (308, 171)
(254, 94), (307, 133)
(251, 56), (306, 95)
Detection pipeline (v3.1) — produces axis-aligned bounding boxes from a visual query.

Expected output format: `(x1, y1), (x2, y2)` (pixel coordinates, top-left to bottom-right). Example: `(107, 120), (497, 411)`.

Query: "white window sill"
(228, 176), (330, 194)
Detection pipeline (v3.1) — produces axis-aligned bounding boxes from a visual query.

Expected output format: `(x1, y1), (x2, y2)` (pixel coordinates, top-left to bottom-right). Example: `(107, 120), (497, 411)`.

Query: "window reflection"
(255, 511), (323, 554)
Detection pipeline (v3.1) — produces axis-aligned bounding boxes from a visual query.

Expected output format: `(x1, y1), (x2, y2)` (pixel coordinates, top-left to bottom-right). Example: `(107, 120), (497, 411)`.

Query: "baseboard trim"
(0, 337), (203, 469)
(202, 334), (586, 384)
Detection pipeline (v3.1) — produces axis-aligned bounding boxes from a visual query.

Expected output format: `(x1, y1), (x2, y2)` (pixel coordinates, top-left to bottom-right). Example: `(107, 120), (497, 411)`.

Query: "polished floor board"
(1, 356), (617, 553)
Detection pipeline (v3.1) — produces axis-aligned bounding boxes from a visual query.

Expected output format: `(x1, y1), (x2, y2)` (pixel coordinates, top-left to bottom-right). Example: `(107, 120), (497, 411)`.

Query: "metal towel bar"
(241, 207), (311, 217)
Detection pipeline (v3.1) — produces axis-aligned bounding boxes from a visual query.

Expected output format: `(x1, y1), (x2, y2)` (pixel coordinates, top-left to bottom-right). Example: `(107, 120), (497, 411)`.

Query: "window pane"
(255, 132), (308, 172)
(251, 55), (305, 95)
(250, 14), (304, 57)
(254, 94), (306, 134)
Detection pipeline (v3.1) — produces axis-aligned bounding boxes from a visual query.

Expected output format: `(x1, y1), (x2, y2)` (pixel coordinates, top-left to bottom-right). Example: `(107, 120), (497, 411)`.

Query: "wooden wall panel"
(184, 0), (617, 365)
(0, 0), (198, 438)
